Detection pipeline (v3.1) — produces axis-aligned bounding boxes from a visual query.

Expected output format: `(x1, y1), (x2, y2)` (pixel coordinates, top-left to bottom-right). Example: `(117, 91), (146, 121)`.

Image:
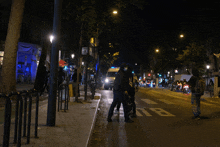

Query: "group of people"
(107, 63), (138, 123)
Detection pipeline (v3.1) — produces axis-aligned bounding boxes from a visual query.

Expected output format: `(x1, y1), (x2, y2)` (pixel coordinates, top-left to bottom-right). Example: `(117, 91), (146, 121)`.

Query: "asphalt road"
(88, 88), (220, 147)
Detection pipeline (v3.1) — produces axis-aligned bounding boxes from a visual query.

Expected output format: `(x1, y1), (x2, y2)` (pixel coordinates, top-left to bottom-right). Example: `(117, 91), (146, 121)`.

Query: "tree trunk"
(1, 0), (26, 94)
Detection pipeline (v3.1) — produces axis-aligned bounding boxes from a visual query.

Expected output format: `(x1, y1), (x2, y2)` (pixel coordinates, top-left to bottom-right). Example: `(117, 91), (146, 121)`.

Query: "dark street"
(88, 88), (220, 147)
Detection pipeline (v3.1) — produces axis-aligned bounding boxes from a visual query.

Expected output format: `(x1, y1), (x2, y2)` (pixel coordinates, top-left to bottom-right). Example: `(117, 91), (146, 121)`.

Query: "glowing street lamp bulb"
(206, 65), (210, 69)
(50, 35), (54, 43)
(71, 54), (75, 59)
(113, 10), (118, 14)
(155, 49), (159, 53)
(180, 34), (184, 38)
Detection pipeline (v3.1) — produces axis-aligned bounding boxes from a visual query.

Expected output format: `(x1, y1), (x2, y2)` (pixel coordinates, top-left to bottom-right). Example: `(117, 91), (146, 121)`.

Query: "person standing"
(107, 63), (133, 123)
(188, 68), (205, 118)
(58, 67), (65, 88)
(72, 69), (82, 97)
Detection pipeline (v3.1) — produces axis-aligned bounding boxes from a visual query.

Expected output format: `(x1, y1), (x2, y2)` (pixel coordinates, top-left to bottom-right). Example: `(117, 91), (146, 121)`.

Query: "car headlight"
(105, 79), (109, 83)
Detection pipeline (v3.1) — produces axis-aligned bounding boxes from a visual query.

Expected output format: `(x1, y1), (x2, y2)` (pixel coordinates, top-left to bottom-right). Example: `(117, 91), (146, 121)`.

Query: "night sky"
(1, 0), (220, 65)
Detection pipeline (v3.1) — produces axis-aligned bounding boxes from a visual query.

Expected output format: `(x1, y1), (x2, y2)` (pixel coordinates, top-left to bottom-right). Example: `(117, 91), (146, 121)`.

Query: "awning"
(59, 59), (68, 67)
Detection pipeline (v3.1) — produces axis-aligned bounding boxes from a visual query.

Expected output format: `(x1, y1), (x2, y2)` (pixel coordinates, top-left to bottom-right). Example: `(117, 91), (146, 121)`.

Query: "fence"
(0, 89), (39, 147)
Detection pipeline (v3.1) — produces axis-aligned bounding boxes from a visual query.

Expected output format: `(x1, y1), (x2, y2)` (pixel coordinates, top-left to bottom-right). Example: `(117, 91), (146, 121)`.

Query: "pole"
(47, 0), (63, 126)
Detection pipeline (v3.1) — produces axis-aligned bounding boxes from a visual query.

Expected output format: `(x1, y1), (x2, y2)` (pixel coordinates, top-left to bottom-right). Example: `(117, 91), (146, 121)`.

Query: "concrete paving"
(0, 84), (101, 147)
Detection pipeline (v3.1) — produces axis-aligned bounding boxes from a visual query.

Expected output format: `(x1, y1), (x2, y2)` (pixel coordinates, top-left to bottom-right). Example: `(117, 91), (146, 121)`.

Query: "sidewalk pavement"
(0, 84), (101, 147)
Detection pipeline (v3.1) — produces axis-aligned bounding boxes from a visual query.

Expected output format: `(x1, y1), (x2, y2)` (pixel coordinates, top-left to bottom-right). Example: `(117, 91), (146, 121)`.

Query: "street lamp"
(50, 35), (54, 43)
(206, 65), (210, 70)
(180, 34), (184, 38)
(113, 10), (118, 14)
(155, 49), (159, 53)
(71, 54), (75, 59)
(206, 65), (210, 89)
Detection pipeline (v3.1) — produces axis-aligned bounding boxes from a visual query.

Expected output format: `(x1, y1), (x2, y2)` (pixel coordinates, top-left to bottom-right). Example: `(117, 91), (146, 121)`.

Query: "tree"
(176, 42), (209, 72)
(1, 0), (25, 94)
(99, 52), (119, 76)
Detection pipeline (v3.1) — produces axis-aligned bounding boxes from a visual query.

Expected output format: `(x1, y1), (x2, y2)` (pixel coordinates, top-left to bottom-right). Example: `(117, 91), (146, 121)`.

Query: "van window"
(107, 72), (117, 77)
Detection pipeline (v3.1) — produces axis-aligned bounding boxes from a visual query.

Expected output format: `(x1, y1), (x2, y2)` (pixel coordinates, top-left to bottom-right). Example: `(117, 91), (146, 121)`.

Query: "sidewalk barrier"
(0, 88), (40, 147)
(58, 83), (69, 112)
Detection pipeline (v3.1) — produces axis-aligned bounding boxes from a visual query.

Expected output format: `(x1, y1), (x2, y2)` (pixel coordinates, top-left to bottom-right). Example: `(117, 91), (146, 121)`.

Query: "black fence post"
(17, 94), (23, 147)
(35, 90), (39, 138)
(13, 94), (19, 144)
(26, 91), (32, 144)
(58, 86), (60, 112)
(23, 92), (28, 137)
(2, 95), (11, 147)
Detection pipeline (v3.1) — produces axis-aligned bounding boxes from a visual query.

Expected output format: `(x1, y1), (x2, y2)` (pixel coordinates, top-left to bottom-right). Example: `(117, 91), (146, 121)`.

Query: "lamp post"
(206, 65), (210, 89)
(47, 0), (63, 126)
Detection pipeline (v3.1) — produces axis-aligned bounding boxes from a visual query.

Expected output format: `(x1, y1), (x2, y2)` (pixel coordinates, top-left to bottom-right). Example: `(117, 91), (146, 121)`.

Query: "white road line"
(149, 108), (175, 116)
(138, 108), (152, 116)
(157, 99), (175, 104)
(141, 99), (158, 104)
(136, 108), (143, 116)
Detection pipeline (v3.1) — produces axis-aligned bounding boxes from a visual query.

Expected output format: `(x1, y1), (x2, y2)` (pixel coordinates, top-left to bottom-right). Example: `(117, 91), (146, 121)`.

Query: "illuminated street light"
(180, 34), (184, 38)
(71, 54), (75, 59)
(113, 10), (118, 14)
(50, 35), (54, 43)
(155, 49), (159, 53)
(206, 65), (210, 69)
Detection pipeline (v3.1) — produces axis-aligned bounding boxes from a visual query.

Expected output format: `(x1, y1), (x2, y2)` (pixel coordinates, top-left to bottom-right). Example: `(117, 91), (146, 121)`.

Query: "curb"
(85, 93), (101, 147)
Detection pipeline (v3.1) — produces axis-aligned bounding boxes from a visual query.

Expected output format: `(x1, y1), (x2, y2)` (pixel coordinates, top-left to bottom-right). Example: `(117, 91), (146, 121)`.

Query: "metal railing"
(0, 89), (39, 147)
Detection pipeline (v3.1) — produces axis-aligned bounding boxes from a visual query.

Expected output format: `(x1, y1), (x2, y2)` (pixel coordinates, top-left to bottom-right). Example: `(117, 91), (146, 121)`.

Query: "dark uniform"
(107, 64), (133, 123)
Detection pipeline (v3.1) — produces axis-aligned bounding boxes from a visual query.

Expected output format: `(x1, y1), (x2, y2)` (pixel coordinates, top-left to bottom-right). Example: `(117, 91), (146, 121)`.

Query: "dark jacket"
(114, 69), (130, 92)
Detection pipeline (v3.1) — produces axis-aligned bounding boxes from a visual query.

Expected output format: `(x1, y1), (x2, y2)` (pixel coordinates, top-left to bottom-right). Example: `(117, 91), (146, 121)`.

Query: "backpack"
(194, 78), (205, 95)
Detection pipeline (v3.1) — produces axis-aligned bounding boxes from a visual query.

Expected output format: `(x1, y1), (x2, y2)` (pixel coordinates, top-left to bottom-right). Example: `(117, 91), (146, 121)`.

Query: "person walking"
(116, 65), (137, 117)
(72, 69), (82, 97)
(188, 68), (205, 118)
(107, 63), (133, 123)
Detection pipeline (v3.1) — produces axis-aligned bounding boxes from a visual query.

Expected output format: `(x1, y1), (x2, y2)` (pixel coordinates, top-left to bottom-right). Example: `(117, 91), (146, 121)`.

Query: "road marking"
(157, 99), (175, 104)
(149, 108), (175, 116)
(141, 99), (158, 104)
(137, 108), (152, 116)
(136, 108), (143, 116)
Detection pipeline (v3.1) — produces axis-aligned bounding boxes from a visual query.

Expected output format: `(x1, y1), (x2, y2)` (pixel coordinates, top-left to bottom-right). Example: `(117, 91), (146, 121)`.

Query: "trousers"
(191, 93), (201, 116)
(117, 95), (136, 115)
(108, 91), (129, 120)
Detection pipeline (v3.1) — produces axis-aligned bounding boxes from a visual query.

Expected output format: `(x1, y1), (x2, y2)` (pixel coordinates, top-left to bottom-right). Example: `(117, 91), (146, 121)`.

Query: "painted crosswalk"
(157, 99), (175, 104)
(141, 99), (158, 104)
(108, 98), (176, 117)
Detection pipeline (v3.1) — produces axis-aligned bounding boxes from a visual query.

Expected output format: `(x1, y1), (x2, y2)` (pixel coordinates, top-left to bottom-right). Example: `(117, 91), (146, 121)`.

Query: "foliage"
(176, 42), (208, 71)
(99, 51), (119, 75)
